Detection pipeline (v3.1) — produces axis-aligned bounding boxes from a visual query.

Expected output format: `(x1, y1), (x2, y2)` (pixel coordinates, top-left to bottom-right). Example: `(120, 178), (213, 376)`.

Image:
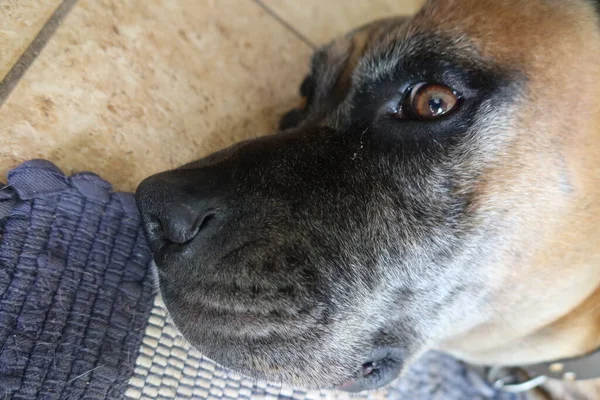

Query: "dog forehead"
(411, 0), (598, 67)
(342, 0), (597, 79)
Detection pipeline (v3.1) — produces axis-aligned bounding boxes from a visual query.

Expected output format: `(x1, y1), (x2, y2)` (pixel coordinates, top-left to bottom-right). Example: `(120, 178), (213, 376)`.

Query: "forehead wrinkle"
(353, 28), (490, 92)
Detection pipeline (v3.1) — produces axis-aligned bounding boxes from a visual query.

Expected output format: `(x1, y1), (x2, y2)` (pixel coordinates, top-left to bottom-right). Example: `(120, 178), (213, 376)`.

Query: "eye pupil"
(429, 97), (446, 116)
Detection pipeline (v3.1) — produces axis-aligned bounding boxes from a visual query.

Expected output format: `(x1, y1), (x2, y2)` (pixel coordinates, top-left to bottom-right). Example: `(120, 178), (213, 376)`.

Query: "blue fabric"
(0, 160), (155, 400)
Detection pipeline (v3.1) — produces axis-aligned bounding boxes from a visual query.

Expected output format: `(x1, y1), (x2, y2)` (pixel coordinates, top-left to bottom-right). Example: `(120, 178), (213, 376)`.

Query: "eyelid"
(407, 82), (428, 101)
(407, 82), (462, 102)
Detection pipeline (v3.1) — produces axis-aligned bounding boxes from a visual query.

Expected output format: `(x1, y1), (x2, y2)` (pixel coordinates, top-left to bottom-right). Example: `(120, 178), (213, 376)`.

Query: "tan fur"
(415, 0), (600, 354)
(421, 1), (600, 398)
(320, 1), (600, 398)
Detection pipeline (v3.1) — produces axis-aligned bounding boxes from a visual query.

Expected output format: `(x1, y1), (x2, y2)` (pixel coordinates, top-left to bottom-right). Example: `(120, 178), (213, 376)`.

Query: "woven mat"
(125, 296), (521, 400)
(126, 297), (337, 400)
(0, 160), (155, 400)
(0, 160), (522, 400)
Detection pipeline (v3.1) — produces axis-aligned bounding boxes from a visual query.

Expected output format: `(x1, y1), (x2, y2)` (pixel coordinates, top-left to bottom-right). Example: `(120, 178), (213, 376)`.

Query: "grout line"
(253, 0), (317, 50)
(0, 0), (80, 107)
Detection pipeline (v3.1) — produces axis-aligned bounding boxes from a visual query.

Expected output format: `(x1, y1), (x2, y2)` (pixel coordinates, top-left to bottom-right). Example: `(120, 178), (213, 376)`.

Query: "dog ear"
(279, 74), (317, 130)
(279, 38), (363, 130)
(279, 20), (390, 131)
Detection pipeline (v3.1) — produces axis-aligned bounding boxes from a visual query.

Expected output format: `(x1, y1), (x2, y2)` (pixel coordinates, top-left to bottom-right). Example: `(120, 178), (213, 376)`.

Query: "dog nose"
(135, 173), (218, 249)
(153, 201), (208, 245)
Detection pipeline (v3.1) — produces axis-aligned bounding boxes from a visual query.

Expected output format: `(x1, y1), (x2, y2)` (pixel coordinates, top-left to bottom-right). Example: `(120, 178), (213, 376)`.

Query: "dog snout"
(135, 170), (224, 253)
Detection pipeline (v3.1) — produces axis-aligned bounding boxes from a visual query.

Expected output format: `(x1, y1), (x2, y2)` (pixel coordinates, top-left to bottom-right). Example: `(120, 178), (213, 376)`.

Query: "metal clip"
(486, 366), (548, 393)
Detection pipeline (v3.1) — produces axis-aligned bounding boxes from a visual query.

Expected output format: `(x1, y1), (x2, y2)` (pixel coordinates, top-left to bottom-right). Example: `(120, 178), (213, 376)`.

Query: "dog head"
(136, 0), (600, 392)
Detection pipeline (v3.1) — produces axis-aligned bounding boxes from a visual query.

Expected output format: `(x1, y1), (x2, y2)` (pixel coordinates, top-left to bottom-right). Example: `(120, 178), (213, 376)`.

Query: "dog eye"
(394, 83), (461, 120)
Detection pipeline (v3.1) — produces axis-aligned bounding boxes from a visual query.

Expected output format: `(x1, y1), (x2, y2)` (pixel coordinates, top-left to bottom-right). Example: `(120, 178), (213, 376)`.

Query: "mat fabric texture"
(0, 160), (523, 400)
(126, 297), (522, 400)
(0, 160), (155, 399)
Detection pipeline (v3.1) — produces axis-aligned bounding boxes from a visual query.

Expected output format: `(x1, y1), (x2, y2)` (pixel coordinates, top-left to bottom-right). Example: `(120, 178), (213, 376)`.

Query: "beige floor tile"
(0, 0), (312, 192)
(0, 0), (64, 81)
(263, 0), (426, 45)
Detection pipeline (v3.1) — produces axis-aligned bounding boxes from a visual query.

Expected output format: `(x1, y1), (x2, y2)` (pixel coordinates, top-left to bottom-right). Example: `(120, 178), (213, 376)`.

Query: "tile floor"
(0, 0), (422, 191)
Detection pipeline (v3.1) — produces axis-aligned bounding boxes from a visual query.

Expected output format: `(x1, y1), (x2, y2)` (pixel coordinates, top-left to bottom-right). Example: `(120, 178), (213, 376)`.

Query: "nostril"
(197, 212), (215, 233)
(179, 212), (215, 243)
(145, 214), (162, 233)
(135, 173), (226, 252)
(156, 207), (217, 246)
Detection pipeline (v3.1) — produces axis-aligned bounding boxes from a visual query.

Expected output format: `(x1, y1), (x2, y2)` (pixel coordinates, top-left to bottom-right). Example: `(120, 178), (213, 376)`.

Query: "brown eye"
(397, 83), (461, 120)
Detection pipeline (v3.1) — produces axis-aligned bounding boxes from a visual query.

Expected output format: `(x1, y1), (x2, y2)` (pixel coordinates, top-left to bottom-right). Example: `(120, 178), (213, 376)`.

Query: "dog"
(135, 0), (600, 398)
